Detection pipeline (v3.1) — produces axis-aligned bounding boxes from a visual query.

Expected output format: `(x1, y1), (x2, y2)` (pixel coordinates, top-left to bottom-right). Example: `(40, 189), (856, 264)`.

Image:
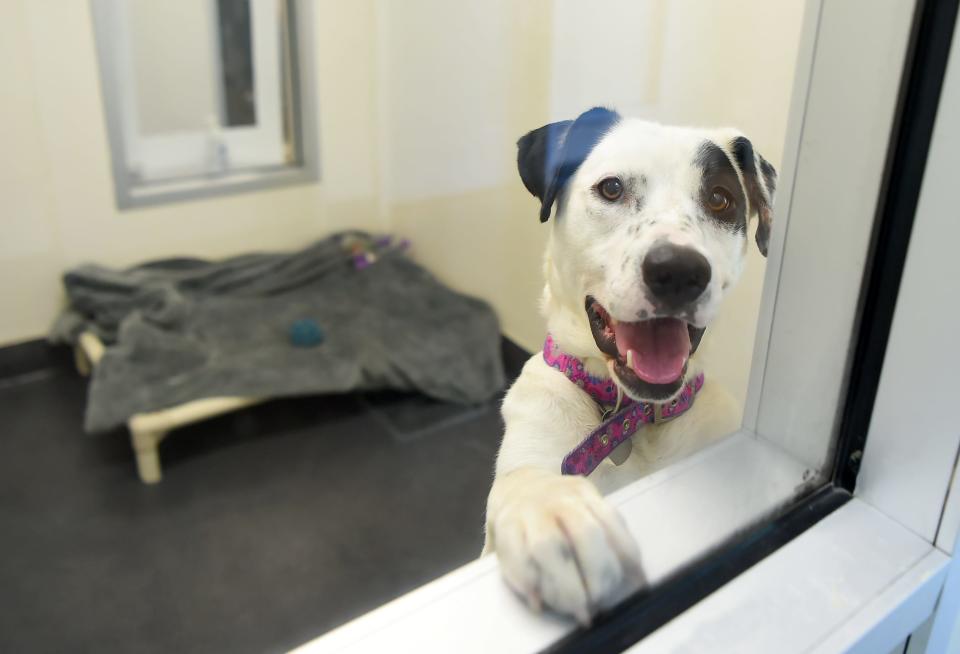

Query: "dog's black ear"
(517, 119), (572, 216)
(517, 107), (621, 222)
(731, 136), (777, 256)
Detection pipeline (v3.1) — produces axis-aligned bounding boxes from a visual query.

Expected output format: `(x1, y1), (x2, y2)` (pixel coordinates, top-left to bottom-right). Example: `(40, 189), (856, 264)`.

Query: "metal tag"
(609, 438), (632, 465)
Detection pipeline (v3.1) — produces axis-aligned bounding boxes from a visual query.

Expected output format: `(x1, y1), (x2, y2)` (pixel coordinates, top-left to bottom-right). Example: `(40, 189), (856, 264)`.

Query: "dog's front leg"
(482, 358), (644, 624)
(484, 466), (644, 624)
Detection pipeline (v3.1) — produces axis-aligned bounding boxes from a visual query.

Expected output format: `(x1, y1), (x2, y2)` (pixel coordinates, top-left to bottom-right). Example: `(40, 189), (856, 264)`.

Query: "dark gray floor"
(0, 353), (507, 653)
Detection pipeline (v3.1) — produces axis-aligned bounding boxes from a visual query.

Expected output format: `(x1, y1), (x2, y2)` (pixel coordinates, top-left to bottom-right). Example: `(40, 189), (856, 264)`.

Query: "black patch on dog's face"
(516, 107), (621, 222)
(695, 141), (747, 233)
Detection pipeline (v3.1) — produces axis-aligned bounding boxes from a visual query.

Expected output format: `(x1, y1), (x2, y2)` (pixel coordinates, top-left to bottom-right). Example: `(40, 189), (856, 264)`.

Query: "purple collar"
(542, 334), (704, 476)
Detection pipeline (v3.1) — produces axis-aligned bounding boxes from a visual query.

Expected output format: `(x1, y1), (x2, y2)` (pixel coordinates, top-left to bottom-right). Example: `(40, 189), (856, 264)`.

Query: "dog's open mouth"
(586, 296), (703, 400)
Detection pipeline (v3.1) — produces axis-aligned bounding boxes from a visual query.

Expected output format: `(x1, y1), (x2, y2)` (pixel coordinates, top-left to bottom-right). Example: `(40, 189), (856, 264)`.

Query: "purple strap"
(542, 334), (627, 408)
(542, 334), (705, 476)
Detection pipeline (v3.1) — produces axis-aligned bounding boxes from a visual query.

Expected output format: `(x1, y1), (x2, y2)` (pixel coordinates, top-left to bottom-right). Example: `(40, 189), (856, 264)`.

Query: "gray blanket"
(50, 233), (505, 433)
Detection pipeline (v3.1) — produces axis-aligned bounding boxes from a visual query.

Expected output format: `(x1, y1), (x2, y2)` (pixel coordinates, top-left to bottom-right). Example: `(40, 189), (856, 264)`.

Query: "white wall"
(548, 0), (665, 120)
(375, 0), (553, 350)
(0, 0), (385, 346)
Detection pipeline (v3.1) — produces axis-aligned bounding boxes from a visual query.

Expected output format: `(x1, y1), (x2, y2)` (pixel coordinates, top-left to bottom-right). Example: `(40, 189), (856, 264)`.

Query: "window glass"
(92, 0), (303, 197)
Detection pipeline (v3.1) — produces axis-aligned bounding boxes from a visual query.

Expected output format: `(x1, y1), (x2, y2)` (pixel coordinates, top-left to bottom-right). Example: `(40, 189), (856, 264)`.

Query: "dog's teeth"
(626, 349), (634, 368)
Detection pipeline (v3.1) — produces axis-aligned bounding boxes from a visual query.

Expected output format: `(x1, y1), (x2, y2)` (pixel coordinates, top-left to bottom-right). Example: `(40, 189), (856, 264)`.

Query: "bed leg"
(130, 429), (164, 484)
(74, 346), (91, 377)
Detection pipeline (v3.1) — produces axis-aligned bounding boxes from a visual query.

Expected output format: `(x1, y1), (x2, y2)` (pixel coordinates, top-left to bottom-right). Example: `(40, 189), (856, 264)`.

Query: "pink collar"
(542, 334), (704, 476)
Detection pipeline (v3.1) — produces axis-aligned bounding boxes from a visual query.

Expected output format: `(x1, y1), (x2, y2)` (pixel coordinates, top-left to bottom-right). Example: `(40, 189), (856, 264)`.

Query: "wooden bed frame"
(74, 332), (264, 484)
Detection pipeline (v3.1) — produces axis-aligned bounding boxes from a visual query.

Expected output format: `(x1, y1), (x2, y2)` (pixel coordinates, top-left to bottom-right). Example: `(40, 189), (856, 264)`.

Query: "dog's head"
(519, 107), (777, 402)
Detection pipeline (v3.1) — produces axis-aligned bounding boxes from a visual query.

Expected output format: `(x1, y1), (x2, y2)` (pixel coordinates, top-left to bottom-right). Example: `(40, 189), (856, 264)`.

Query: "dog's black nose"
(642, 242), (711, 308)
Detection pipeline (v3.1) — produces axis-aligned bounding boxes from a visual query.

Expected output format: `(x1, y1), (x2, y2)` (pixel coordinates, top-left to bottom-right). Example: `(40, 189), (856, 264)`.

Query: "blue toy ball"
(288, 319), (325, 347)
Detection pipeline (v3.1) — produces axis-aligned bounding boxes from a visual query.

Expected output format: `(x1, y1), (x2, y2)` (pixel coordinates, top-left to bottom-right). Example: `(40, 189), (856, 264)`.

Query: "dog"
(482, 107), (777, 624)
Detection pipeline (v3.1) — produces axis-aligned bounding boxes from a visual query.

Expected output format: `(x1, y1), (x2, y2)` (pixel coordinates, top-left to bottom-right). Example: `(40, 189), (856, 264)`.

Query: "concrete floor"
(0, 350), (510, 653)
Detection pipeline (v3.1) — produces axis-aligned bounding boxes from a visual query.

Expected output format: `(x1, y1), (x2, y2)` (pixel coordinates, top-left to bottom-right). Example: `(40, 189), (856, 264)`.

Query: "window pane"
(216, 0), (257, 127)
(129, 0), (222, 136)
(291, 0), (915, 644)
(93, 0), (303, 197)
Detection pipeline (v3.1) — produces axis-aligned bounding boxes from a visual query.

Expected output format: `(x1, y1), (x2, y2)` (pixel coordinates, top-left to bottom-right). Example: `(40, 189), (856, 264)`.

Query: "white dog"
(483, 107), (777, 624)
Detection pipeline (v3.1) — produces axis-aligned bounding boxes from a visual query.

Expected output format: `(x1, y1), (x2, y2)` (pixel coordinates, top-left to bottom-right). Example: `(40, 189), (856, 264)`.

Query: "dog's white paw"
(489, 472), (644, 625)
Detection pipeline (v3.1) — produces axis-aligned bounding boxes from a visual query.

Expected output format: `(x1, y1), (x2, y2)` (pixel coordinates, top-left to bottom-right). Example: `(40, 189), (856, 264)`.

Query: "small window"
(90, 0), (317, 208)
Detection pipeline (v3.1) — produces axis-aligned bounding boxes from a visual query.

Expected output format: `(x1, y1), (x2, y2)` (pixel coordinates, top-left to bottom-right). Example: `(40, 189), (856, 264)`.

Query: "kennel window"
(90, 0), (318, 208)
(290, 1), (960, 651)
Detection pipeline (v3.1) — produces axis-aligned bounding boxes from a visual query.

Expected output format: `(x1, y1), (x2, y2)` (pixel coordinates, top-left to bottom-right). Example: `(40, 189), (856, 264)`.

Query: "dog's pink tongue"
(613, 318), (690, 384)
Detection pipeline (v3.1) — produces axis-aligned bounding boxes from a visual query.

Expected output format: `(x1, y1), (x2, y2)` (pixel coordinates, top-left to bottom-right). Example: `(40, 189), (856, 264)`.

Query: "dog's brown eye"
(598, 177), (623, 201)
(707, 187), (733, 212)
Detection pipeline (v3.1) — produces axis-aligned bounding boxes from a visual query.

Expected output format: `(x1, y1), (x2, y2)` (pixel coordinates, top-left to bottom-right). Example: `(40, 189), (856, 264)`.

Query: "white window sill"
(289, 431), (948, 653)
(631, 499), (946, 654)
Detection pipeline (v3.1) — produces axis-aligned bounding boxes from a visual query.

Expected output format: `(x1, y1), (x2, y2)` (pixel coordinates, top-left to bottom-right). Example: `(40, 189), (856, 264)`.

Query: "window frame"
(89, 0), (319, 209)
(289, 0), (960, 652)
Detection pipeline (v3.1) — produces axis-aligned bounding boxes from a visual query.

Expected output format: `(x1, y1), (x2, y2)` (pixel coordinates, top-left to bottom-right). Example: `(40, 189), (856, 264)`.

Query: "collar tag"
(608, 439), (632, 465)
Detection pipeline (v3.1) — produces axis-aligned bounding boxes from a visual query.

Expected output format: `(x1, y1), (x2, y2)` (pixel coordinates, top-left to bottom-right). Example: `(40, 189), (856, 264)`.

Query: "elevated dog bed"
(52, 232), (505, 483)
